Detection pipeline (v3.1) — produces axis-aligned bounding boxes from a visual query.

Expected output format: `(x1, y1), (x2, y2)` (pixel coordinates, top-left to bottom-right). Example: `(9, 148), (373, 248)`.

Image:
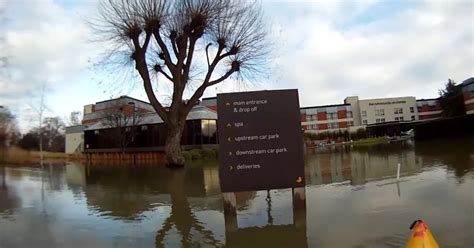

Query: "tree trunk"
(165, 122), (185, 168)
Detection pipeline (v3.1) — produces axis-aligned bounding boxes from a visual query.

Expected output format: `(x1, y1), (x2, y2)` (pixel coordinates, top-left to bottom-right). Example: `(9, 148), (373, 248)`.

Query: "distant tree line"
(303, 128), (368, 142)
(0, 106), (76, 160)
(438, 79), (466, 117)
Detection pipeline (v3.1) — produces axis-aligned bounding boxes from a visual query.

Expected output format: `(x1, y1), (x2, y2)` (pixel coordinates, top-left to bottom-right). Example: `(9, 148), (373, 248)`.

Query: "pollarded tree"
(97, 0), (269, 167)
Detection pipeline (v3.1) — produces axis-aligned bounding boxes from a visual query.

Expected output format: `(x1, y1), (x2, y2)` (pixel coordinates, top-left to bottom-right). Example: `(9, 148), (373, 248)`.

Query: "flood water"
(1, 138), (473, 247)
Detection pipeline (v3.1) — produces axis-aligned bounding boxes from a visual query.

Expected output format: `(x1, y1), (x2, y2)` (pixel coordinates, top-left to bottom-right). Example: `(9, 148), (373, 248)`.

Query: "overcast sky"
(1, 0), (473, 132)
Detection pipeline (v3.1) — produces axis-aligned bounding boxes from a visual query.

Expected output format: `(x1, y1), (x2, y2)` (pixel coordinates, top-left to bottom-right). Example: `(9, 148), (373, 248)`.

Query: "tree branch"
(142, 31), (152, 53)
(152, 30), (176, 73)
(157, 69), (173, 82)
(182, 38), (197, 83)
(207, 68), (237, 86)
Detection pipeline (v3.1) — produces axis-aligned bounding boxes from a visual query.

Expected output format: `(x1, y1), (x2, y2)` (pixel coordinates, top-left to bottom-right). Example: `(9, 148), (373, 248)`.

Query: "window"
(418, 107), (422, 112)
(141, 125), (148, 131)
(361, 111), (367, 117)
(347, 111), (353, 118)
(376, 118), (381, 123)
(411, 115), (415, 121)
(399, 117), (404, 121)
(348, 121), (354, 127)
(328, 113), (337, 120)
(381, 118), (385, 122)
(363, 120), (368, 125)
(394, 108), (403, 114)
(410, 107), (414, 113)
(395, 117), (399, 121)
(329, 123), (338, 129)
(313, 124), (318, 130)
(375, 109), (385, 116)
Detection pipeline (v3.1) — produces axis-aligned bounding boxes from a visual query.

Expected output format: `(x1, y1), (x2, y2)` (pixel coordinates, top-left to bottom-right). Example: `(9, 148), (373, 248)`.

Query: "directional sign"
(217, 89), (305, 192)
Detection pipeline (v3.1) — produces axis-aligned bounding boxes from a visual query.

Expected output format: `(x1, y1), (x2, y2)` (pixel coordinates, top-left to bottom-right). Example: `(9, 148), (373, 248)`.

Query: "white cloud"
(1, 0), (472, 132)
(0, 0), (102, 131)
(267, 0), (473, 106)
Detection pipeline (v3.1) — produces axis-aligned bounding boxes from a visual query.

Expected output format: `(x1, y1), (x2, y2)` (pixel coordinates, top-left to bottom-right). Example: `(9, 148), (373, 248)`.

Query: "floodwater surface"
(1, 138), (473, 247)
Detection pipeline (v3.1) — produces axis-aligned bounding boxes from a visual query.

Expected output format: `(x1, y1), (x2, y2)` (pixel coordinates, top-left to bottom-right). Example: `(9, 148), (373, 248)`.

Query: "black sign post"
(217, 89), (305, 192)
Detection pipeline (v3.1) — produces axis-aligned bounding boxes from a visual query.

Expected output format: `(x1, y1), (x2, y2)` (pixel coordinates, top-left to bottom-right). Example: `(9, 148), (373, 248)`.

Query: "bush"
(183, 151), (192, 161)
(189, 149), (202, 160)
(200, 148), (217, 159)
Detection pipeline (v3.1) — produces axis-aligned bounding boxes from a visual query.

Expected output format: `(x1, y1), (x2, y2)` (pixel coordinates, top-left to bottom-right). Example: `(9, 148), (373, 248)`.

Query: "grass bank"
(0, 146), (75, 165)
(352, 137), (390, 146)
(183, 148), (218, 161)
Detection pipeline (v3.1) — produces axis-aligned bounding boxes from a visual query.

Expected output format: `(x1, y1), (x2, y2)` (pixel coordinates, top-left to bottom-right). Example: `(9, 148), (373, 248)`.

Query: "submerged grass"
(0, 146), (74, 165)
(352, 137), (390, 146)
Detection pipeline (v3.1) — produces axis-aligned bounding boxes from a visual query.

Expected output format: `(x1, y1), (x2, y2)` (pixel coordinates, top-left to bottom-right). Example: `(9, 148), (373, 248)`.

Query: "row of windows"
(362, 107), (415, 117)
(306, 121), (354, 130)
(305, 111), (353, 121)
(361, 115), (416, 125)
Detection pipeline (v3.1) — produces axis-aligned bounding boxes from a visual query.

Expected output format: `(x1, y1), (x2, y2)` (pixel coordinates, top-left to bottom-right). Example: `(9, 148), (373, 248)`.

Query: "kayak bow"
(406, 220), (439, 248)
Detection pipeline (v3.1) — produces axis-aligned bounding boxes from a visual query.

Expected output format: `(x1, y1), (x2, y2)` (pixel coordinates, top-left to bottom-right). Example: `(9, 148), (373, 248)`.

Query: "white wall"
(65, 132), (83, 154)
(358, 97), (418, 125)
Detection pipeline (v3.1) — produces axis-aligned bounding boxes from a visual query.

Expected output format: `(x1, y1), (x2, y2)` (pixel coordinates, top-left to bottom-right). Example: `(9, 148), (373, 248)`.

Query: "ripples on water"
(0, 138), (473, 247)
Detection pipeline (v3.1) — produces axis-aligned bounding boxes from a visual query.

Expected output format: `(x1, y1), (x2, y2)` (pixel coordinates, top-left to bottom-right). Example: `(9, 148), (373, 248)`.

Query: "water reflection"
(305, 141), (423, 186)
(0, 138), (473, 247)
(0, 166), (20, 216)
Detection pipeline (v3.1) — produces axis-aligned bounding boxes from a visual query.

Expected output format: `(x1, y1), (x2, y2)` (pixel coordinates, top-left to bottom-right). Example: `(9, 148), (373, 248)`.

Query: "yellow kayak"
(406, 220), (439, 248)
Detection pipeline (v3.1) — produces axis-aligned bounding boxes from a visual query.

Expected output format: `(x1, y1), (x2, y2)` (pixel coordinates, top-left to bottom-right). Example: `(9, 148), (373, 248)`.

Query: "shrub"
(200, 148), (217, 159)
(189, 149), (202, 160)
(183, 151), (192, 161)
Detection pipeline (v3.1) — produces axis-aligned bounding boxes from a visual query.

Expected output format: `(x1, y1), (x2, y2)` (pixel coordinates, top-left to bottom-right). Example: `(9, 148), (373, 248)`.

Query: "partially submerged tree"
(102, 103), (144, 158)
(0, 106), (17, 162)
(97, 0), (269, 166)
(42, 117), (66, 152)
(438, 79), (465, 117)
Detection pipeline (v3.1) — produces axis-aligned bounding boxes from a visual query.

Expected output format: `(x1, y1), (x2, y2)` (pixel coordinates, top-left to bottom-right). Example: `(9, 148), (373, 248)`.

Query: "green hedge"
(184, 148), (218, 161)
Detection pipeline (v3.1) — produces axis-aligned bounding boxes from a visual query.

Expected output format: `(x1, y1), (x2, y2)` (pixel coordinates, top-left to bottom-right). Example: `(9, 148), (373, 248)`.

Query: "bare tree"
(29, 83), (48, 162)
(42, 117), (66, 152)
(96, 0), (269, 166)
(0, 106), (16, 162)
(66, 111), (83, 126)
(102, 103), (144, 159)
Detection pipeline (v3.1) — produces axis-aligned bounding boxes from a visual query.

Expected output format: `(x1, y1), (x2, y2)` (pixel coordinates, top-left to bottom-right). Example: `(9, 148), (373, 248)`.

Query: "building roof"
(95, 95), (152, 106)
(65, 125), (85, 134)
(462, 77), (474, 86)
(85, 105), (217, 130)
(416, 98), (439, 102)
(300, 103), (350, 109)
(202, 96), (217, 100)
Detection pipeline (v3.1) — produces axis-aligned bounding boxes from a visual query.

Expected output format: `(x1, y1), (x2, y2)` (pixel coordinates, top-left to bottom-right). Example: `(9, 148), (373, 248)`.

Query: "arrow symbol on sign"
(296, 176), (302, 183)
(226, 102), (230, 106)
(226, 123), (231, 127)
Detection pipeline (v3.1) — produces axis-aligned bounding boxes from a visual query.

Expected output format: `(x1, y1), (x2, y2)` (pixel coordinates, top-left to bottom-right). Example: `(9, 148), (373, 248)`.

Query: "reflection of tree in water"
(0, 166), (20, 216)
(155, 169), (220, 247)
(83, 165), (161, 220)
(415, 138), (474, 178)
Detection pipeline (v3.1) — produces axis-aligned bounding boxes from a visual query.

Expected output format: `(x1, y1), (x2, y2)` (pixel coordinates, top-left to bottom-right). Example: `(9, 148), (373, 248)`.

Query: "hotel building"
(461, 77), (474, 115)
(300, 104), (354, 133)
(344, 96), (419, 126)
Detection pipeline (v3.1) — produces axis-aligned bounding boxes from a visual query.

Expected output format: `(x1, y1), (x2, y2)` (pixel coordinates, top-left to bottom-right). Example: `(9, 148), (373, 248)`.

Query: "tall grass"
(0, 146), (72, 165)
